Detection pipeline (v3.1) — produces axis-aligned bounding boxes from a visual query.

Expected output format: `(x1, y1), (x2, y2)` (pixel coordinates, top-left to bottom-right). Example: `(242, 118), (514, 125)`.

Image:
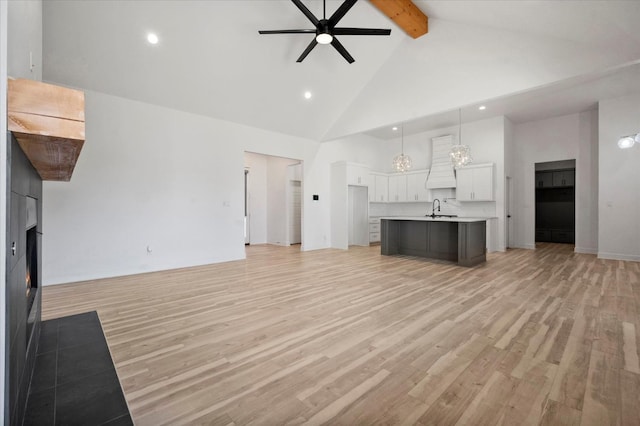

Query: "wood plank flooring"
(41, 243), (640, 425)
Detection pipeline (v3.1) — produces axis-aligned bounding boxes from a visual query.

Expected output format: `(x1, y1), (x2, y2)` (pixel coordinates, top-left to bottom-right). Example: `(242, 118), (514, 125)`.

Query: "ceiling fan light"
(316, 33), (333, 45)
(618, 136), (636, 149)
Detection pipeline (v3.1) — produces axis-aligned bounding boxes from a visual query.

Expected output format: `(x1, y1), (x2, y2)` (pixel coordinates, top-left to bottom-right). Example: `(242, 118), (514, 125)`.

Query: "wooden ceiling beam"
(369, 0), (428, 39)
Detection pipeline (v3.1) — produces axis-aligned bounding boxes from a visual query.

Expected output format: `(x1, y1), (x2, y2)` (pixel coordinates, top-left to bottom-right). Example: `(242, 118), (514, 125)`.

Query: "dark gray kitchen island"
(381, 217), (489, 267)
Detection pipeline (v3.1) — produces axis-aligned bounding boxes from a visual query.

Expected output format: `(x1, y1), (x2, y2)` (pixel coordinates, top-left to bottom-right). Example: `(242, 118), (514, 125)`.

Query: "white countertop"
(380, 216), (496, 223)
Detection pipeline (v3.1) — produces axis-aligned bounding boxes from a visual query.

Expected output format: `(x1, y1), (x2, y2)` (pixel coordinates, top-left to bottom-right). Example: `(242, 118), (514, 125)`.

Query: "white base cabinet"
(455, 163), (494, 201)
(369, 217), (381, 243)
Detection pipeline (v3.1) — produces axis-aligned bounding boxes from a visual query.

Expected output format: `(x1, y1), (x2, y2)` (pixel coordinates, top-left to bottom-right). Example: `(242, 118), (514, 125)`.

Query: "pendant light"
(450, 108), (472, 167)
(392, 124), (412, 172)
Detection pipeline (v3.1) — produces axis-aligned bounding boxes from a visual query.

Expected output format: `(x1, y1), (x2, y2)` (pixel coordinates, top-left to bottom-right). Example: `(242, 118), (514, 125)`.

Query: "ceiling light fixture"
(450, 108), (473, 167)
(147, 33), (159, 44)
(392, 126), (398, 131)
(315, 32), (333, 45)
(392, 124), (412, 172)
(618, 133), (639, 149)
(304, 91), (312, 100)
(478, 105), (486, 110)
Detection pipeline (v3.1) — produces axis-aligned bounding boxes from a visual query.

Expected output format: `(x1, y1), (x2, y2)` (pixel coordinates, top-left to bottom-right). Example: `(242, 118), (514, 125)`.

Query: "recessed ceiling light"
(147, 33), (159, 45)
(478, 105), (486, 110)
(304, 91), (312, 100)
(392, 126), (398, 131)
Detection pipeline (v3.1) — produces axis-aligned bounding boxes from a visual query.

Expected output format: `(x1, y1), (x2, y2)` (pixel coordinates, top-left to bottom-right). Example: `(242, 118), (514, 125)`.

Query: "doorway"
(244, 152), (303, 248)
(535, 160), (576, 245)
(288, 179), (302, 245)
(244, 168), (250, 245)
(506, 176), (512, 249)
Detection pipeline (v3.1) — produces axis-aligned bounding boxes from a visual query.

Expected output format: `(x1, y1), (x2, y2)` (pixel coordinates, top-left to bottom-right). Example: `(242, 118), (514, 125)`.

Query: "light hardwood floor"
(42, 244), (640, 425)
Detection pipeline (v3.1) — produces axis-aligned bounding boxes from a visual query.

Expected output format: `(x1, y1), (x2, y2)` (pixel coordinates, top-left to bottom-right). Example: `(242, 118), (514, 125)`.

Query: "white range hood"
(426, 135), (457, 189)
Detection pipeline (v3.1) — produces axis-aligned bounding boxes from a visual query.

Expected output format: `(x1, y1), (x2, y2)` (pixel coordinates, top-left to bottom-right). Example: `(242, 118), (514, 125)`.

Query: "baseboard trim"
(575, 247), (597, 255)
(597, 252), (640, 262)
(515, 243), (536, 250)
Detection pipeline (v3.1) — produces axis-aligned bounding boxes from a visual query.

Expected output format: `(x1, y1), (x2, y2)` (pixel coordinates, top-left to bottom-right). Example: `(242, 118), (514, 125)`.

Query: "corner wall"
(598, 93), (640, 261)
(511, 111), (598, 252)
(43, 91), (322, 285)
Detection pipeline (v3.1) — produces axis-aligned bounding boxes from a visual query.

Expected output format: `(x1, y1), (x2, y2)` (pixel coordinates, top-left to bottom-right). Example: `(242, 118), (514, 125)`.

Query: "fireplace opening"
(26, 226), (38, 316)
(26, 195), (39, 341)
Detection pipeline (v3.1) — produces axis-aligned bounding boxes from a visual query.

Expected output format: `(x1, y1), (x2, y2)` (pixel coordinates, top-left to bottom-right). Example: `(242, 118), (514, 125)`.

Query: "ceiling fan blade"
(259, 29), (316, 34)
(330, 37), (355, 64)
(291, 0), (320, 26)
(332, 27), (391, 36)
(297, 39), (319, 62)
(329, 0), (358, 27)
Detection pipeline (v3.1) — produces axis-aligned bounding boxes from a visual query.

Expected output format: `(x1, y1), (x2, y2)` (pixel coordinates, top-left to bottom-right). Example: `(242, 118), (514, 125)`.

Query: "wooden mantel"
(8, 78), (85, 181)
(369, 0), (428, 39)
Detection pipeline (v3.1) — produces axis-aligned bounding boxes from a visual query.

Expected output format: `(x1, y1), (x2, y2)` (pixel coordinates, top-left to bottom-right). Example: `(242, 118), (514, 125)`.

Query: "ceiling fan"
(258, 0), (391, 64)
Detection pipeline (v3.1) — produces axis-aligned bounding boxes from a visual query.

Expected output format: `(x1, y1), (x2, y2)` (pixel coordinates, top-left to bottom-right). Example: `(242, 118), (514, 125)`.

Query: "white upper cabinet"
(372, 173), (388, 203)
(406, 170), (430, 202)
(369, 170), (430, 203)
(456, 163), (494, 202)
(388, 174), (408, 202)
(346, 163), (370, 187)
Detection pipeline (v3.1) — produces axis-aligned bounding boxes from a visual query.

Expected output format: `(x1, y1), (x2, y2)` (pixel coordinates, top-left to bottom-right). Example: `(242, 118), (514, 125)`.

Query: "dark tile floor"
(23, 312), (133, 426)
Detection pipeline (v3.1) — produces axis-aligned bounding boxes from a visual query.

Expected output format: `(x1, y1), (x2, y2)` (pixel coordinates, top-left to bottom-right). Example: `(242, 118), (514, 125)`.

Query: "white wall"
(511, 111), (598, 252)
(7, 0), (41, 80)
(598, 94), (640, 261)
(577, 110), (599, 254)
(43, 91), (322, 284)
(504, 117), (515, 248)
(325, 18), (640, 140)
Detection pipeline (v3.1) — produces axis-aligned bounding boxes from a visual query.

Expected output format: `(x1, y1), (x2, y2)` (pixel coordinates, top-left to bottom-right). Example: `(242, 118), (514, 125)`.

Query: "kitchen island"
(380, 216), (490, 267)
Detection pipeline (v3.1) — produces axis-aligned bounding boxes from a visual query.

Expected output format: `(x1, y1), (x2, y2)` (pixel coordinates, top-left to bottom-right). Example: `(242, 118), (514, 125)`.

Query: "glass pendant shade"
(392, 153), (412, 172)
(392, 125), (412, 172)
(450, 108), (473, 167)
(450, 144), (473, 167)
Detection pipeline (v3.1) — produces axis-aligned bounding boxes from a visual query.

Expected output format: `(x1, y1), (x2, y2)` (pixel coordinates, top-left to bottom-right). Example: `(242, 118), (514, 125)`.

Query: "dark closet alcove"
(535, 160), (576, 244)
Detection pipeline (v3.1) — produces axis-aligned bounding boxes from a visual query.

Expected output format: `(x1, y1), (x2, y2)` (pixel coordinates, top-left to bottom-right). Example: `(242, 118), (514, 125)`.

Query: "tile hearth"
(24, 311), (131, 426)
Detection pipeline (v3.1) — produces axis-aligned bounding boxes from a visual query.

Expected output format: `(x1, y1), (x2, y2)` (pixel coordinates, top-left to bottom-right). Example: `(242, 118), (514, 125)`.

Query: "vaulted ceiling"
(42, 1), (640, 141)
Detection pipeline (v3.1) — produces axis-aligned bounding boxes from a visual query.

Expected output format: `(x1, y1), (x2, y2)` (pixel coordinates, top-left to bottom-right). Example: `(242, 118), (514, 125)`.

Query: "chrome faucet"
(431, 198), (441, 216)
